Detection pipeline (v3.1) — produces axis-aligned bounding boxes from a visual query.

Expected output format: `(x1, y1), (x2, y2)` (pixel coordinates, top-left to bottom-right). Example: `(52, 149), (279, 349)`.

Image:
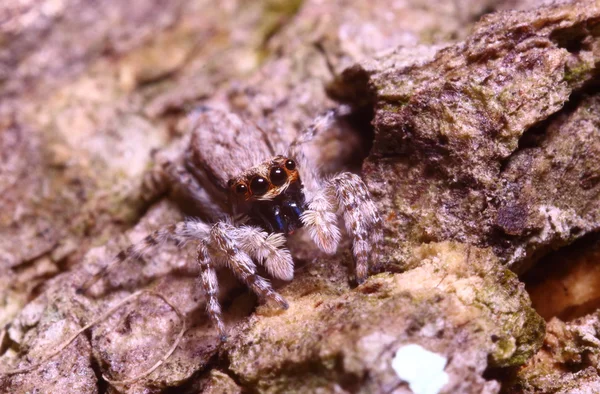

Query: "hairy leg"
(301, 172), (381, 284)
(229, 224), (294, 281)
(301, 187), (342, 255)
(78, 220), (210, 294)
(197, 241), (226, 340)
(208, 223), (289, 309)
(330, 172), (381, 283)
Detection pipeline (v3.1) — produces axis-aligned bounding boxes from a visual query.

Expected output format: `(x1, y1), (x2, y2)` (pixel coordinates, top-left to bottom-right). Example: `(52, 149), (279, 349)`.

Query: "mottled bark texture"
(0, 0), (598, 393)
(330, 0), (600, 275)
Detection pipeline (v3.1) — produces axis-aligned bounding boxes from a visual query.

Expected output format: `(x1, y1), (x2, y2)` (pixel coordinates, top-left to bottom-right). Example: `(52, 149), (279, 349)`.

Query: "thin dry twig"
(0, 290), (186, 386)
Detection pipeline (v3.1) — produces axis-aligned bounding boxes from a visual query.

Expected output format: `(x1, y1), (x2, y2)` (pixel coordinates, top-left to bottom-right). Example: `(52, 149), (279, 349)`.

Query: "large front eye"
(250, 176), (269, 196)
(270, 167), (287, 186)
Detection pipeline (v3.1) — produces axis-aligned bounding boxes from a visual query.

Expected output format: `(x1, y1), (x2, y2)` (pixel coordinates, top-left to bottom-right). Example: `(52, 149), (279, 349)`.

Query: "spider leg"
(330, 172), (381, 284)
(301, 187), (342, 254)
(301, 172), (381, 284)
(78, 220), (210, 294)
(197, 223), (292, 340)
(208, 223), (289, 309)
(140, 163), (171, 204)
(230, 225), (294, 281)
(197, 241), (227, 340)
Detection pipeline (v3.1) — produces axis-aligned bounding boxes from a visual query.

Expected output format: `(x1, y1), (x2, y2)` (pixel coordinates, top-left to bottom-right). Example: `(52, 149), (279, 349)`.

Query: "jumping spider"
(80, 107), (382, 340)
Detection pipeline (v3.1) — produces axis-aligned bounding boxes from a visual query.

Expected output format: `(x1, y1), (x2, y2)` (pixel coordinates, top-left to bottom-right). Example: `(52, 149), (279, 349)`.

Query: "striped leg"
(208, 223), (288, 309)
(78, 220), (210, 294)
(331, 173), (381, 284)
(301, 172), (381, 284)
(197, 241), (226, 340)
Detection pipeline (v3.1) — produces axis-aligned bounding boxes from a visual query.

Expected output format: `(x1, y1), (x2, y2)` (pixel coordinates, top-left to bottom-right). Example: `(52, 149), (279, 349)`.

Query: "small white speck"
(391, 344), (449, 394)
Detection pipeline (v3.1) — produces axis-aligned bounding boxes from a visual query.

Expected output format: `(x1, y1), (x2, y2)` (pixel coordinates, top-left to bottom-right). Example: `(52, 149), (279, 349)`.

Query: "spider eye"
(270, 167), (287, 186)
(285, 159), (296, 171)
(250, 176), (269, 196)
(235, 183), (247, 195)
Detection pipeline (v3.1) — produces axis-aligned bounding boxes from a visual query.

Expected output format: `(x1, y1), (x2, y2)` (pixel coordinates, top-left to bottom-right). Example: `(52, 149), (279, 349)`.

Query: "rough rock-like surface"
(0, 0), (598, 393)
(330, 0), (600, 274)
(507, 234), (600, 393)
(507, 312), (600, 393)
(226, 242), (543, 393)
(0, 288), (98, 394)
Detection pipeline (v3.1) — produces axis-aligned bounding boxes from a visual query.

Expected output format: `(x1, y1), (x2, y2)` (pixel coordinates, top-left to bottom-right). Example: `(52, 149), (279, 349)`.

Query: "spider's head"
(227, 155), (300, 202)
(227, 155), (305, 234)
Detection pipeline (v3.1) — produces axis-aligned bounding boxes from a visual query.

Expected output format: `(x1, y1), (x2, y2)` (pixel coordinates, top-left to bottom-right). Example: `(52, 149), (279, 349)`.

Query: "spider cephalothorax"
(228, 156), (305, 234)
(80, 107), (382, 340)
